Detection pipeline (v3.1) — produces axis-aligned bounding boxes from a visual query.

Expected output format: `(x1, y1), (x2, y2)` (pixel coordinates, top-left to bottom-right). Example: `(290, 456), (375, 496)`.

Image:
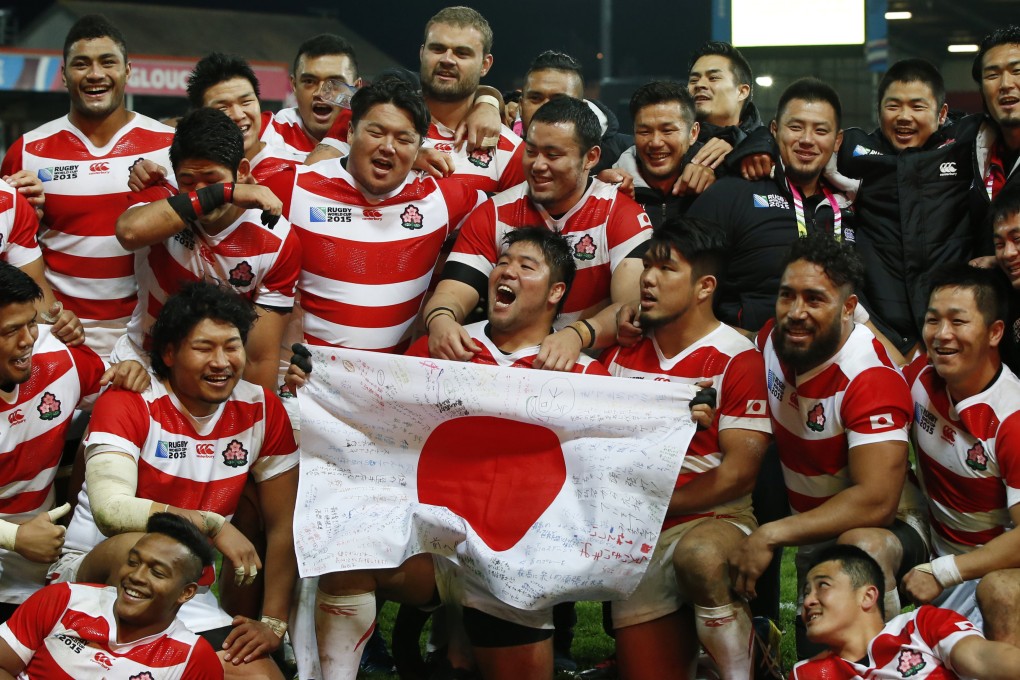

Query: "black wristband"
(426, 306), (457, 325)
(167, 192), (198, 223)
(195, 183), (227, 215)
(579, 319), (596, 348)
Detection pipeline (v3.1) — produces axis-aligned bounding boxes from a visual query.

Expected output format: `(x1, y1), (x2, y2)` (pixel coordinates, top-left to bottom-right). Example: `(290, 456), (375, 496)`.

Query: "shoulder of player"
(127, 112), (176, 135)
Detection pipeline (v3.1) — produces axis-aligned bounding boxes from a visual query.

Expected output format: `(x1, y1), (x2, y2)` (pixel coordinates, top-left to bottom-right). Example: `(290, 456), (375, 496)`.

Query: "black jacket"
(686, 166), (854, 332)
(612, 145), (701, 229)
(835, 116), (980, 352)
(970, 118), (1020, 254)
(697, 101), (765, 148)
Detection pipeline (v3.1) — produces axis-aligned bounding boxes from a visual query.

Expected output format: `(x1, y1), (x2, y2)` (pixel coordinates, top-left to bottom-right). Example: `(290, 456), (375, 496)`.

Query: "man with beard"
(992, 185), (1020, 372)
(0, 513), (222, 679)
(731, 232), (928, 659)
(0, 15), (174, 361)
(601, 219), (772, 680)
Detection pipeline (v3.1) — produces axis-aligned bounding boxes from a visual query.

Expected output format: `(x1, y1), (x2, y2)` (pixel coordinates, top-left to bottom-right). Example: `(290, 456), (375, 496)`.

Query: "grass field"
(359, 548), (802, 678)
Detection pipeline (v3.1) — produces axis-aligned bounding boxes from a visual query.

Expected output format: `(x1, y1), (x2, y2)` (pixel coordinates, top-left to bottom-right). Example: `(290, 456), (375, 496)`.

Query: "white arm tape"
(474, 94), (500, 111)
(0, 518), (18, 551)
(85, 450), (155, 537)
(930, 554), (964, 588)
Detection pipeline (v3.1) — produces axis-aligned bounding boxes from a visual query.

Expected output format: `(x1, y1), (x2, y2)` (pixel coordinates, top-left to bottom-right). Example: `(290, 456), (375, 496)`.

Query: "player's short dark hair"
(972, 25), (1020, 82)
(526, 50), (585, 89)
(63, 14), (128, 62)
(878, 58), (945, 108)
(647, 217), (727, 282)
(928, 262), (1008, 326)
(149, 282), (257, 381)
(425, 6), (493, 54)
(529, 95), (601, 152)
(145, 512), (214, 584)
(629, 81), (697, 128)
(991, 183), (1020, 230)
(776, 77), (842, 129)
(293, 34), (359, 78)
(169, 108), (245, 174)
(782, 232), (863, 296)
(187, 52), (261, 109)
(350, 75), (430, 140)
(809, 545), (886, 618)
(687, 41), (753, 91)
(502, 227), (576, 313)
(0, 262), (43, 309)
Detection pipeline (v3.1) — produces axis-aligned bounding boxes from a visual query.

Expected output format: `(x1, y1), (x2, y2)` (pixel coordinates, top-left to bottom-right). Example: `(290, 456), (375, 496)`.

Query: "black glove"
(689, 386), (717, 431)
(289, 343), (312, 374)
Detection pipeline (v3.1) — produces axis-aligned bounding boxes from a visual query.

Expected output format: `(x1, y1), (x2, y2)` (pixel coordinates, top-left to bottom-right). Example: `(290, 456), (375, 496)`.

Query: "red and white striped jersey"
(0, 115), (175, 359)
(0, 182), (41, 268)
(65, 379), (298, 555)
(444, 179), (652, 327)
(249, 141), (305, 184)
(421, 121), (526, 195)
(123, 197), (300, 353)
(259, 108), (331, 157)
(0, 582), (221, 680)
(290, 159), (484, 352)
(406, 320), (610, 375)
(791, 605), (982, 680)
(907, 357), (1020, 556)
(0, 327), (105, 603)
(757, 321), (916, 515)
(602, 324), (771, 527)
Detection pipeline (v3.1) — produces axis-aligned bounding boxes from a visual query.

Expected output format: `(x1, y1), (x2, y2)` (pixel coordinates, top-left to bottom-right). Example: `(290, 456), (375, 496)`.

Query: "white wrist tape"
(85, 451), (154, 537)
(930, 555), (963, 588)
(474, 94), (500, 111)
(198, 511), (226, 537)
(0, 518), (18, 551)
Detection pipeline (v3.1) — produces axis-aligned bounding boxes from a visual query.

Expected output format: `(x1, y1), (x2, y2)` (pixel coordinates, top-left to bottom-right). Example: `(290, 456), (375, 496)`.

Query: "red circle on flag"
(418, 416), (566, 552)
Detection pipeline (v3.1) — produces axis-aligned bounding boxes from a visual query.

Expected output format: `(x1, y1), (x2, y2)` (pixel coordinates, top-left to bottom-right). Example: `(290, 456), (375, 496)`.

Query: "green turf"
(359, 548), (801, 678)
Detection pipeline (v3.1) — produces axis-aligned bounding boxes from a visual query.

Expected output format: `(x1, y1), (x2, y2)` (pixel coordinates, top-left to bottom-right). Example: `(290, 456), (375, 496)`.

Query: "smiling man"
(792, 545), (1020, 680)
(972, 26), (1020, 225)
(0, 14), (174, 361)
(898, 263), (1020, 644)
(51, 282), (300, 680)
(732, 232), (928, 659)
(424, 95), (651, 372)
(0, 513), (222, 679)
(688, 78), (852, 334)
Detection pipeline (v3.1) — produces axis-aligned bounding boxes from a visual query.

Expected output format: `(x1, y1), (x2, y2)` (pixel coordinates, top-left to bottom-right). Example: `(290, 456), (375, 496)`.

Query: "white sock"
(291, 577), (322, 680)
(884, 588), (902, 621)
(314, 589), (377, 680)
(695, 602), (753, 680)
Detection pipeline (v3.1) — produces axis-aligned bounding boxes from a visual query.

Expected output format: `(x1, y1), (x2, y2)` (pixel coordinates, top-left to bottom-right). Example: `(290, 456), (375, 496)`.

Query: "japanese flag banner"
(294, 347), (697, 610)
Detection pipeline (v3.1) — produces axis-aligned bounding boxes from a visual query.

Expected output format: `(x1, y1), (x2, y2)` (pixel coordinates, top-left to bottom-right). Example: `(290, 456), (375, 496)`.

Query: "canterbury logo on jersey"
(38, 165), (78, 182)
(310, 206), (352, 223)
(939, 161), (957, 177)
(89, 162), (110, 174)
(752, 194), (790, 209)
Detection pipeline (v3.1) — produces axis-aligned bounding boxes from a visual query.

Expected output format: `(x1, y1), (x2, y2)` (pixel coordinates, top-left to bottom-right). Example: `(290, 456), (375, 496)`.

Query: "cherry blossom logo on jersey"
(400, 205), (424, 230)
(37, 392), (61, 421)
(279, 383), (295, 399)
(222, 439), (249, 468)
(966, 442), (988, 471)
(573, 234), (597, 261)
(896, 649), (926, 677)
(468, 148), (493, 168)
(228, 261), (255, 287)
(130, 672), (155, 680)
(806, 403), (826, 432)
(941, 425), (956, 444)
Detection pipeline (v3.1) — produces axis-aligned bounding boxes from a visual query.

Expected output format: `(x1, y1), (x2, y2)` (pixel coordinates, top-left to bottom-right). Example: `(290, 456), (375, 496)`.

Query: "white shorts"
(934, 579), (982, 628)
(612, 510), (756, 629)
(434, 555), (553, 631)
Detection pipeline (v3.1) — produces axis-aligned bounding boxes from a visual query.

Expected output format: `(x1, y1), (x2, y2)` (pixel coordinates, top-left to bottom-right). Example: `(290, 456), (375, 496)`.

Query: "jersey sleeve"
(718, 348), (772, 434)
(1, 189), (41, 268)
(995, 412), (1020, 508)
(250, 390), (299, 482)
(902, 353), (930, 387)
(437, 178), (488, 233)
(914, 605), (983, 670)
(842, 367), (912, 448)
(578, 359), (611, 376)
(0, 137), (25, 178)
(82, 389), (151, 460)
(255, 226), (300, 310)
(183, 637), (226, 679)
(260, 164), (297, 219)
(606, 192), (653, 270)
(0, 583), (72, 665)
(496, 141), (526, 192)
(441, 200), (499, 298)
(69, 343), (108, 401)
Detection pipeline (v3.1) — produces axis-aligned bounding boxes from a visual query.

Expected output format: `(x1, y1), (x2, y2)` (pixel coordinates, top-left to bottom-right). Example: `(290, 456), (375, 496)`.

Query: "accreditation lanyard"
(787, 181), (841, 241)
